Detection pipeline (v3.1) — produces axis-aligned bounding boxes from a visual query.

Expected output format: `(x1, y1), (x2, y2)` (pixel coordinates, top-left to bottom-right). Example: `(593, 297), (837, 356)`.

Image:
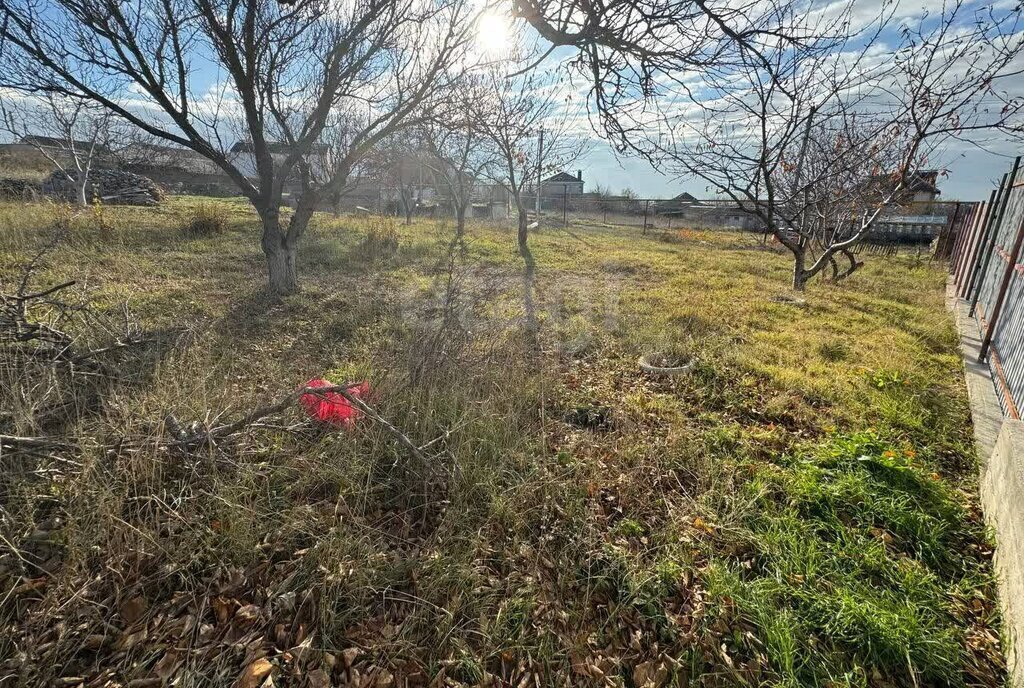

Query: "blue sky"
(581, 140), (1021, 201)
(5, 0), (1018, 203)
(544, 0), (1024, 203)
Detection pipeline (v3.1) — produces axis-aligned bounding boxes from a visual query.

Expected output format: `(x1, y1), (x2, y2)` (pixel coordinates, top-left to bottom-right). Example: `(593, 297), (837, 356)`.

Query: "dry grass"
(0, 196), (1002, 688)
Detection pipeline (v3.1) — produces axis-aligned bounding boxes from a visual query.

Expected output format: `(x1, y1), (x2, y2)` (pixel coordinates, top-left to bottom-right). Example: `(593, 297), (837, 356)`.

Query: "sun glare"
(477, 11), (511, 57)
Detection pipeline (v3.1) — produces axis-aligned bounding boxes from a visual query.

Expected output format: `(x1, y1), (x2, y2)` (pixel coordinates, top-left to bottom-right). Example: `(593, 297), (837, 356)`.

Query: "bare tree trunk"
(76, 176), (89, 207)
(792, 248), (808, 291)
(261, 210), (299, 296)
(516, 201), (529, 258)
(514, 197), (538, 349)
(455, 202), (467, 239)
(398, 187), (413, 225)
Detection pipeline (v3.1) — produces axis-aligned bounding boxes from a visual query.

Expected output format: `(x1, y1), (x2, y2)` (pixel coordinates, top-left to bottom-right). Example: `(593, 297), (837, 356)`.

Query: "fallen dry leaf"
(116, 627), (148, 651)
(306, 669), (330, 688)
(12, 577), (48, 595)
(633, 660), (669, 687)
(234, 604), (262, 626)
(153, 649), (183, 680)
(341, 647), (361, 669)
(234, 658), (275, 688)
(126, 679), (161, 688)
(120, 595), (149, 624)
(212, 596), (235, 624)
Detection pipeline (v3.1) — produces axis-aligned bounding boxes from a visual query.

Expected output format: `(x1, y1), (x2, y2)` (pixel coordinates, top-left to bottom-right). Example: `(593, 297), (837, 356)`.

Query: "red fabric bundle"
(299, 378), (370, 428)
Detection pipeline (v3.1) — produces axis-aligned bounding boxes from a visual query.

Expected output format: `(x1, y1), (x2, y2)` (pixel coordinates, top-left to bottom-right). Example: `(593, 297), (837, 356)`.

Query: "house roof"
(672, 192), (698, 202)
(869, 170), (941, 196)
(544, 172), (582, 183)
(229, 141), (330, 155)
(906, 170), (941, 195)
(129, 142), (206, 157)
(230, 141), (294, 155)
(20, 135), (107, 151)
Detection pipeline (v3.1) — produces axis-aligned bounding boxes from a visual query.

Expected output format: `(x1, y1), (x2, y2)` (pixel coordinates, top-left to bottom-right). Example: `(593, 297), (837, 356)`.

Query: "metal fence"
(949, 155), (1024, 419)
(517, 194), (966, 240)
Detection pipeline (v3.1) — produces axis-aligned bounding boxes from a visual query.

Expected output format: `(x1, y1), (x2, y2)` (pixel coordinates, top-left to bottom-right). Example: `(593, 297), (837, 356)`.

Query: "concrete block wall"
(981, 421), (1024, 684)
(953, 285), (1024, 685)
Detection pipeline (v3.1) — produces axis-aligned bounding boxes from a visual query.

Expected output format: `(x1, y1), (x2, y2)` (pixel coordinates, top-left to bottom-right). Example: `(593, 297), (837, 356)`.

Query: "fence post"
(562, 187), (568, 227)
(980, 212), (1024, 362)
(951, 202), (979, 278)
(642, 200), (650, 234)
(970, 176), (1011, 307)
(933, 201), (960, 261)
(960, 191), (997, 292)
(969, 163), (1017, 315)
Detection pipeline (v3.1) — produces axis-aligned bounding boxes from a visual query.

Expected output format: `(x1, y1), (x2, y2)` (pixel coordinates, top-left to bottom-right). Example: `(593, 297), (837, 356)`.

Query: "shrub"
(181, 203), (229, 237)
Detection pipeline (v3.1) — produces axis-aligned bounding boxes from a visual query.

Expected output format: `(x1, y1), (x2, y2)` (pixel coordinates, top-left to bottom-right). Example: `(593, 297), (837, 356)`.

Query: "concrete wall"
(953, 285), (1024, 685)
(982, 420), (1024, 683)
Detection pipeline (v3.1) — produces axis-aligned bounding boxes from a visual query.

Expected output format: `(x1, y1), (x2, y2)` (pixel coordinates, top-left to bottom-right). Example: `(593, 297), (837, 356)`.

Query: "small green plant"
(865, 368), (906, 389)
(614, 517), (645, 538)
(181, 202), (229, 237)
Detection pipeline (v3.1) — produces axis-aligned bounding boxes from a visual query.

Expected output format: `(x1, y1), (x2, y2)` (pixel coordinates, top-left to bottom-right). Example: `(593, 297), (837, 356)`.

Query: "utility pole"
(535, 128), (544, 225)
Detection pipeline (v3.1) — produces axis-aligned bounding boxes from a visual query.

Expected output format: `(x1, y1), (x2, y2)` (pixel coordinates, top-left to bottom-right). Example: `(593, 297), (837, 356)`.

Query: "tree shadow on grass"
(520, 242), (540, 357)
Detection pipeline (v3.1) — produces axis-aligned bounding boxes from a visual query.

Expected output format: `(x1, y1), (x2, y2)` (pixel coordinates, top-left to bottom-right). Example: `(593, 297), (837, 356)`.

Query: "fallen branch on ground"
(0, 434), (76, 450)
(2, 235), (146, 368)
(164, 384), (426, 461)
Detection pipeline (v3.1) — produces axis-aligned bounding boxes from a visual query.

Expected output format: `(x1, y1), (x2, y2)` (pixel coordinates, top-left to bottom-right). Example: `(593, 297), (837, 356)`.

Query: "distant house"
(868, 170), (942, 204)
(0, 135), (112, 161)
(661, 191), (699, 212)
(540, 171), (584, 198)
(227, 141), (329, 179)
(903, 171), (942, 203)
(119, 142), (220, 175)
(659, 199), (764, 231)
(18, 135), (110, 156)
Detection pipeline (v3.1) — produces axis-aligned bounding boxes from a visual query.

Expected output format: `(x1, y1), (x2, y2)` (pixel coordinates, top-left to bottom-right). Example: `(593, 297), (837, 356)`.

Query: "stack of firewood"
(41, 168), (165, 206)
(0, 177), (40, 201)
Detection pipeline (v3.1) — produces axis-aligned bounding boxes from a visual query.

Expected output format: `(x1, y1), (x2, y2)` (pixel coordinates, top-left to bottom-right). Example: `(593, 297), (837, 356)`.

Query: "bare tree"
(516, 0), (1022, 289)
(663, 1), (1024, 289)
(471, 60), (582, 260)
(0, 93), (112, 206)
(0, 0), (474, 295)
(420, 83), (497, 240)
(511, 0), (815, 152)
(375, 137), (422, 225)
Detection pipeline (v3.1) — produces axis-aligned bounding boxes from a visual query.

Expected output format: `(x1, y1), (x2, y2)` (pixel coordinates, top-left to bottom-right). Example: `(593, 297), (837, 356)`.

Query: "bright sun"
(477, 11), (511, 57)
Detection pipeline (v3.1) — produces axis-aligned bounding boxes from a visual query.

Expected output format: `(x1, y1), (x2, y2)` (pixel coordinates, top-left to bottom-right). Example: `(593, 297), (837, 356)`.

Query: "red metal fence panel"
(951, 155), (1024, 420)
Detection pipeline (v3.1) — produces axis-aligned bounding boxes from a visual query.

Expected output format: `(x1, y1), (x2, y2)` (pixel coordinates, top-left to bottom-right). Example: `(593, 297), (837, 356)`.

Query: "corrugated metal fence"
(950, 155), (1024, 419)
